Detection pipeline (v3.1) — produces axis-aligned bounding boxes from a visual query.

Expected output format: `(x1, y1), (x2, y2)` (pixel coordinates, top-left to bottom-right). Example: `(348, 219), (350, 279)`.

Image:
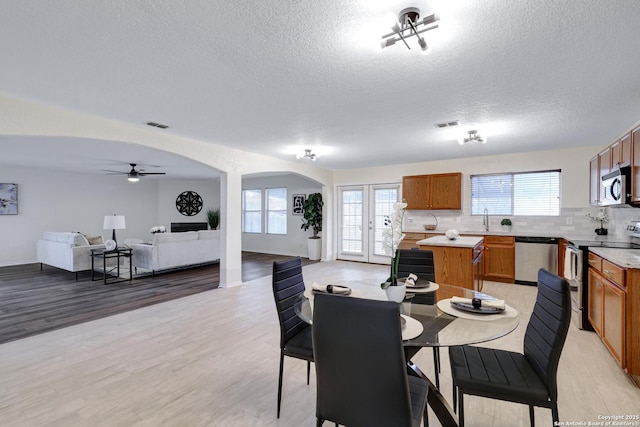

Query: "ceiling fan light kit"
(102, 163), (166, 182)
(381, 7), (439, 52)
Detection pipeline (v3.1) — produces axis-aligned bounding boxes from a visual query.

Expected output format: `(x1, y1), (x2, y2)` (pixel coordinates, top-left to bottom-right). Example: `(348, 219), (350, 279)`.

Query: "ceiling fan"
(102, 163), (166, 182)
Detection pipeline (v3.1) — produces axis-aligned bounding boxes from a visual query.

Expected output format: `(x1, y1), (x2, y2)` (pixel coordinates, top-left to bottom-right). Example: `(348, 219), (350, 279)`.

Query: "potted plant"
(301, 193), (323, 260)
(500, 218), (512, 232)
(206, 207), (220, 230)
(587, 209), (608, 235)
(380, 201), (408, 303)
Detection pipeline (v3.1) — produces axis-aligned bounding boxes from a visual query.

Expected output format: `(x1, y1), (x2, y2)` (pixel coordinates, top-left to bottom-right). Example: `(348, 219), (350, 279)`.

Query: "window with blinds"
(471, 170), (560, 216)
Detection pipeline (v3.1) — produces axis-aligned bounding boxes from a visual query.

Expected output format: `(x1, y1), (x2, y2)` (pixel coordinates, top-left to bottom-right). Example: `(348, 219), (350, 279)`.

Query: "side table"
(91, 247), (133, 285)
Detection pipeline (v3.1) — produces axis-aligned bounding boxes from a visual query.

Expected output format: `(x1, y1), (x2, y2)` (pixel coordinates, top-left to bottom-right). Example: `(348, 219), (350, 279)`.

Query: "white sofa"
(131, 230), (220, 276)
(37, 232), (108, 278)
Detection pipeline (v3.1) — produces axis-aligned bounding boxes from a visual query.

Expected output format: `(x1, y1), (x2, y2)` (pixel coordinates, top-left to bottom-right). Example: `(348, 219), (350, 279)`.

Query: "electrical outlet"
(566, 217), (572, 225)
(456, 217), (461, 223)
(408, 217), (414, 223)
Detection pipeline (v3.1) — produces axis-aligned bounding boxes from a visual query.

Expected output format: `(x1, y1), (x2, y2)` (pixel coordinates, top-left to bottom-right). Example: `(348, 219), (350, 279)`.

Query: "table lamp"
(103, 214), (126, 247)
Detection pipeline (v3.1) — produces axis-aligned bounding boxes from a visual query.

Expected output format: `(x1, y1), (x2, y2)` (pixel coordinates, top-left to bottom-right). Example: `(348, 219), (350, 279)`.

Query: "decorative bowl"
(423, 224), (437, 231)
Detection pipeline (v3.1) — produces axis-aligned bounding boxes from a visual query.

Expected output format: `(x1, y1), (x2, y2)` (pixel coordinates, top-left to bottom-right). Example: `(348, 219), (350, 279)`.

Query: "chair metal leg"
(307, 360), (311, 385)
(277, 351), (284, 418)
(458, 390), (464, 427)
(551, 402), (559, 426)
(529, 405), (535, 426)
(452, 382), (456, 413)
(432, 348), (440, 389)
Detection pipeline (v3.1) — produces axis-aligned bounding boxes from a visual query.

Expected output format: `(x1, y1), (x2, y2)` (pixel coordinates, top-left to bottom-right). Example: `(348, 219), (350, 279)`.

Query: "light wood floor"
(0, 260), (638, 426)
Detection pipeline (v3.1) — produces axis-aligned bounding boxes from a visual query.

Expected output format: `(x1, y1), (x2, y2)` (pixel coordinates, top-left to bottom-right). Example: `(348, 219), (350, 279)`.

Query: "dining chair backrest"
(312, 293), (414, 427)
(523, 268), (571, 403)
(395, 248), (436, 282)
(272, 257), (307, 349)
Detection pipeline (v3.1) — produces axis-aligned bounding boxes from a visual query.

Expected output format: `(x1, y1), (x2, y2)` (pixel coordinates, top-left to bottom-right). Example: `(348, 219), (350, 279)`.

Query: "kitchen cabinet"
(587, 253), (627, 368)
(588, 268), (603, 336)
(417, 236), (483, 290)
(483, 235), (515, 283)
(589, 156), (600, 206)
(598, 147), (612, 203)
(558, 238), (569, 277)
(402, 173), (462, 210)
(400, 232), (427, 249)
(611, 132), (631, 167)
(632, 125), (640, 202)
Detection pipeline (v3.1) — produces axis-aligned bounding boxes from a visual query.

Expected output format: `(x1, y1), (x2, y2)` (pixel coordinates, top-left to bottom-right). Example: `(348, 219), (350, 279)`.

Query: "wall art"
(292, 194), (305, 215)
(0, 183), (17, 215)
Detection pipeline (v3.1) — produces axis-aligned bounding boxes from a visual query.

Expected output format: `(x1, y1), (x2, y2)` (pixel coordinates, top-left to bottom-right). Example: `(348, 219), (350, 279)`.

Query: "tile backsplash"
(404, 207), (640, 238)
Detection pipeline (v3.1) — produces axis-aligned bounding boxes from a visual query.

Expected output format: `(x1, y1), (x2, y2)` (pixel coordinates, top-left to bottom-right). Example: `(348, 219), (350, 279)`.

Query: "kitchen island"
(416, 235), (484, 291)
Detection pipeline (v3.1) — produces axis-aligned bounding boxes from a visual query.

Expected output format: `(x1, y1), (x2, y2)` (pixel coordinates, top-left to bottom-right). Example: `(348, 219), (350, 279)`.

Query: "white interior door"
(338, 184), (400, 264)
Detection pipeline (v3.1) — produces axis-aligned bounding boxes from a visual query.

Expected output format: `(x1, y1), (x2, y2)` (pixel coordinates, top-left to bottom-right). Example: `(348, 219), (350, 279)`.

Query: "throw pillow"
(86, 235), (104, 245)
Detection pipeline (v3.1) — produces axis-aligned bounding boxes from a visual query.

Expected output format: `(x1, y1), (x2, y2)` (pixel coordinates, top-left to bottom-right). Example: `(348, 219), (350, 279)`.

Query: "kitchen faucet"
(483, 208), (489, 231)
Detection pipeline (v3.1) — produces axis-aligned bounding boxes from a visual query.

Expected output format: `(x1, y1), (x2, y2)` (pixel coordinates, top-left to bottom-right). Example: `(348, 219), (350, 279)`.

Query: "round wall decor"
(176, 191), (203, 216)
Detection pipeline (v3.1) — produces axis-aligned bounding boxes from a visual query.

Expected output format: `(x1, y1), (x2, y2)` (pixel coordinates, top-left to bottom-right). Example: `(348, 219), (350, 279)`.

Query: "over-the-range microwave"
(601, 168), (631, 207)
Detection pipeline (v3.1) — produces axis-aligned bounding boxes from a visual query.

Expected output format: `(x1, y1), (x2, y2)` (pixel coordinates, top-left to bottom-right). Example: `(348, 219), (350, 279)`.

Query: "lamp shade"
(104, 215), (126, 230)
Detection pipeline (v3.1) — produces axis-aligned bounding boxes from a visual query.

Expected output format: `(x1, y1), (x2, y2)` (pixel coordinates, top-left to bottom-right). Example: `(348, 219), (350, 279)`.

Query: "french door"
(338, 184), (401, 264)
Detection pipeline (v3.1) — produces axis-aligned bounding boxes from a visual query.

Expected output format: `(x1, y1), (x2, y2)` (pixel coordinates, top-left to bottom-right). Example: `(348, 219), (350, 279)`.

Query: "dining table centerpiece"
(381, 201), (408, 302)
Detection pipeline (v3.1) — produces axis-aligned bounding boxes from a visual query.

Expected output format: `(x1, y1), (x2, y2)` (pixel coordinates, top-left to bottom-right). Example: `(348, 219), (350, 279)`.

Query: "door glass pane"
(341, 190), (363, 253)
(373, 188), (398, 256)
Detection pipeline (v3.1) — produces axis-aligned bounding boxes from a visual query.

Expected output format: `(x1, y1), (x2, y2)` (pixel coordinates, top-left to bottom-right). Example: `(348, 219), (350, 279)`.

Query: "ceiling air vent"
(146, 121), (170, 129)
(434, 120), (460, 128)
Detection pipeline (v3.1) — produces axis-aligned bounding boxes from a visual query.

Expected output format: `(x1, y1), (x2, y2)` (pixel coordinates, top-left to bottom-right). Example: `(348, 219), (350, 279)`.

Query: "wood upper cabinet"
(589, 156), (600, 206)
(483, 235), (515, 283)
(632, 125), (640, 202)
(599, 147), (612, 203)
(402, 173), (462, 210)
(611, 132), (632, 167)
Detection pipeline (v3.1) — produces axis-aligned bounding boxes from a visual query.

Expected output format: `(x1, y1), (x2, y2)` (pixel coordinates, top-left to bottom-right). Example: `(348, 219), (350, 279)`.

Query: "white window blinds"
(471, 170), (560, 216)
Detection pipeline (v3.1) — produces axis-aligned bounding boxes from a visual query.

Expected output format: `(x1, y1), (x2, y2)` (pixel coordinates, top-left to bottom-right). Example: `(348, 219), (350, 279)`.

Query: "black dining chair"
(271, 257), (314, 418)
(312, 292), (429, 427)
(448, 268), (571, 426)
(396, 248), (441, 388)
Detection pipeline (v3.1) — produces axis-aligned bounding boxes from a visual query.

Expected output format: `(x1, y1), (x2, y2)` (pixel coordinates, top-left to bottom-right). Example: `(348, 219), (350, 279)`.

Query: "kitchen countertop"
(589, 247), (640, 269)
(416, 235), (484, 248)
(404, 227), (634, 243)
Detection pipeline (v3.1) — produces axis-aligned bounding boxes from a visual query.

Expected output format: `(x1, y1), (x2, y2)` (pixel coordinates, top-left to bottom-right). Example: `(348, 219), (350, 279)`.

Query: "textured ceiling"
(1, 0), (640, 176)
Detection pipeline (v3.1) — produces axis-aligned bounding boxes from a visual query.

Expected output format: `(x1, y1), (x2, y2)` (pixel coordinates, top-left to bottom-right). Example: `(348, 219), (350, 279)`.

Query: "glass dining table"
(294, 278), (521, 427)
(294, 278), (520, 349)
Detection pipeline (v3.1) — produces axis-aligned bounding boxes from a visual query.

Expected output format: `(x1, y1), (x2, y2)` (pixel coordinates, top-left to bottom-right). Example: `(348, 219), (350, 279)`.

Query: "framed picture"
(292, 194), (305, 215)
(0, 183), (17, 215)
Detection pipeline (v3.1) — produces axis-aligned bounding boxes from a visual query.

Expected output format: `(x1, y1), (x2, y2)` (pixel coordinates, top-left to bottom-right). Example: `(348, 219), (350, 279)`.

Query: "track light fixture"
(459, 130), (486, 145)
(296, 149), (317, 161)
(381, 7), (439, 52)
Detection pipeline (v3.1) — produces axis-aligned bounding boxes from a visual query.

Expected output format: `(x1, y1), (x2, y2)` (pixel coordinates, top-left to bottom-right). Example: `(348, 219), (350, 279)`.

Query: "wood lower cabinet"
(588, 252), (627, 369)
(417, 240), (483, 290)
(588, 268), (604, 336)
(402, 173), (462, 210)
(483, 236), (515, 283)
(603, 279), (626, 366)
(400, 232), (427, 249)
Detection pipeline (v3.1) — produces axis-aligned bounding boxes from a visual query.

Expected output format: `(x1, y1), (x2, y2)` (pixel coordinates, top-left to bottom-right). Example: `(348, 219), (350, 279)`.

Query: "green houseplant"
(206, 207), (220, 230)
(500, 218), (512, 232)
(301, 193), (323, 260)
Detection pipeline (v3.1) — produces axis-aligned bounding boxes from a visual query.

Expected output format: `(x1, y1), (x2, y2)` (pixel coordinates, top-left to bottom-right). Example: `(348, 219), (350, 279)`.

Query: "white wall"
(0, 165), (219, 266)
(157, 179), (220, 230)
(241, 174), (322, 257)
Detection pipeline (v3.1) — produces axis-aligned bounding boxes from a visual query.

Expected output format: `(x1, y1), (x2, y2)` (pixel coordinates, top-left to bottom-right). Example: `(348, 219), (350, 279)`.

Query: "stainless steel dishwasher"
(515, 236), (558, 285)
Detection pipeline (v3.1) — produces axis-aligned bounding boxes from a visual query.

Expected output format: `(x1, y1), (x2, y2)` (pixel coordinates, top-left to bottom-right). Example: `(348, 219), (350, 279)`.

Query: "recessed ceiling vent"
(434, 120), (460, 128)
(146, 121), (170, 129)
